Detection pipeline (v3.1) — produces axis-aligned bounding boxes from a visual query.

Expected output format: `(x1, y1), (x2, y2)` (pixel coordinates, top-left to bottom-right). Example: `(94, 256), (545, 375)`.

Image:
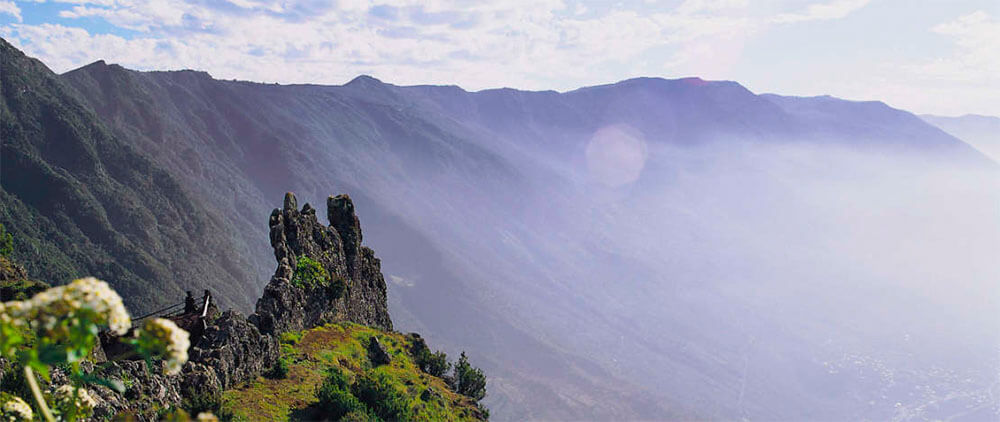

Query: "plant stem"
(24, 366), (56, 422)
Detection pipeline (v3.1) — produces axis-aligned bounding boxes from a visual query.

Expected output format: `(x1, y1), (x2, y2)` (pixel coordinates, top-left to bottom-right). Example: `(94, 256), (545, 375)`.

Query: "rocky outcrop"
(187, 310), (279, 390)
(80, 193), (393, 420)
(368, 336), (392, 366)
(88, 310), (279, 419)
(253, 193), (392, 335)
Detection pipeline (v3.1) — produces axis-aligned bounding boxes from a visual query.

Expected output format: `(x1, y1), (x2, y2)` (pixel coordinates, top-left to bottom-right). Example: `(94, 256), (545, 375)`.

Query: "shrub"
(292, 256), (328, 288)
(279, 331), (303, 345)
(268, 356), (290, 379)
(417, 349), (450, 378)
(408, 334), (450, 378)
(342, 408), (380, 422)
(316, 368), (366, 420)
(181, 389), (222, 416)
(351, 370), (412, 421)
(0, 223), (13, 258)
(452, 352), (487, 402)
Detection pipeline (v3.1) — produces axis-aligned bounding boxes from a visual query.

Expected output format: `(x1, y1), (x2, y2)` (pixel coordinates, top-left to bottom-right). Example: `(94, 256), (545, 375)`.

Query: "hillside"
(0, 38), (258, 313)
(222, 322), (485, 421)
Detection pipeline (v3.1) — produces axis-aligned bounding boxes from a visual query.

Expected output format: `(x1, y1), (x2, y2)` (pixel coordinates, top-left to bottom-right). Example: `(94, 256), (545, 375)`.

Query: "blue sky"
(1, 0), (997, 116)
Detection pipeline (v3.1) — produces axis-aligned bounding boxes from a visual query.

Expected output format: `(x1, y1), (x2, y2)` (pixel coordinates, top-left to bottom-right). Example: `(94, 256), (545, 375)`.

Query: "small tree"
(452, 352), (486, 402)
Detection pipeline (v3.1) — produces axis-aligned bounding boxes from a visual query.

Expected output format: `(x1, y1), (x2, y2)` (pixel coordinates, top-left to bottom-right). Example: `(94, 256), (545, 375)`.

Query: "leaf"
(81, 373), (126, 393)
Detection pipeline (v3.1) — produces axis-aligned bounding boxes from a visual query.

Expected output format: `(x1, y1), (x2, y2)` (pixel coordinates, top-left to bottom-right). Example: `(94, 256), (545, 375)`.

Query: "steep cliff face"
(254, 193), (392, 334)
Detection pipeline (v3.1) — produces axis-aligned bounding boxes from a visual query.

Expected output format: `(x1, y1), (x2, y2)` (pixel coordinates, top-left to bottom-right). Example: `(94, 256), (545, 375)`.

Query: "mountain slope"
(921, 114), (1000, 162)
(0, 38), (257, 313)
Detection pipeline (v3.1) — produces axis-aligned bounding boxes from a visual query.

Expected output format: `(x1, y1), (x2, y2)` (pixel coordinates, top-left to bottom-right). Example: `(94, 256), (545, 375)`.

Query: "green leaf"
(81, 373), (126, 393)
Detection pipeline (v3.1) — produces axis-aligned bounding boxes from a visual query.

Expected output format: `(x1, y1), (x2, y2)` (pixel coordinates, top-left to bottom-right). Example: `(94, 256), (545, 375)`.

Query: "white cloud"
(772, 0), (871, 24)
(0, 0), (757, 90)
(817, 10), (1000, 116)
(1, 0), (996, 116)
(0, 0), (21, 22)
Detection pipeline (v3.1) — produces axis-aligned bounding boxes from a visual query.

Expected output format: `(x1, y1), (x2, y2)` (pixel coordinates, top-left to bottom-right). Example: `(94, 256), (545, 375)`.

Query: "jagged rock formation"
(254, 193), (392, 334)
(79, 193), (393, 419)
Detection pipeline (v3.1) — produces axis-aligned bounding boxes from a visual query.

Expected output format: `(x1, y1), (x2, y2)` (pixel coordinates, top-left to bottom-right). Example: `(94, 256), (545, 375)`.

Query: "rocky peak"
(86, 192), (395, 419)
(254, 192), (392, 335)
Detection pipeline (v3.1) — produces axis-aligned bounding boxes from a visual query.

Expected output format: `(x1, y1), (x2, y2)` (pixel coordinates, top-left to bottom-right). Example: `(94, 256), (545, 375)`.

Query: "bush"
(0, 223), (13, 257)
(279, 331), (303, 345)
(292, 256), (328, 288)
(409, 334), (450, 378)
(417, 350), (450, 378)
(181, 389), (222, 416)
(452, 352), (487, 402)
(316, 368), (366, 420)
(351, 370), (412, 421)
(342, 408), (380, 422)
(268, 356), (291, 379)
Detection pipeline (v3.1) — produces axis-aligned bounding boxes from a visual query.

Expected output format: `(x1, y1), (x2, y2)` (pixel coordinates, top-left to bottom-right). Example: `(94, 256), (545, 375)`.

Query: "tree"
(452, 352), (486, 402)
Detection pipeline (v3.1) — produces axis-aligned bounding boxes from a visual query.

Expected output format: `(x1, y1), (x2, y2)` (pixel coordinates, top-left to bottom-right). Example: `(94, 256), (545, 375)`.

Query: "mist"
(372, 128), (999, 419)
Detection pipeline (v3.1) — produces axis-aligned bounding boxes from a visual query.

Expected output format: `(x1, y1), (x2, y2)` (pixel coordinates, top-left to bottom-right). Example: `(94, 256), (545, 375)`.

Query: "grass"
(220, 322), (484, 421)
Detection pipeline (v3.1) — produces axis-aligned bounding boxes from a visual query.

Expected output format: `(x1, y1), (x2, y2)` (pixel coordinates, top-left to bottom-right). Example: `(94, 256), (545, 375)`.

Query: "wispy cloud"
(0, 1), (21, 22)
(772, 0), (871, 24)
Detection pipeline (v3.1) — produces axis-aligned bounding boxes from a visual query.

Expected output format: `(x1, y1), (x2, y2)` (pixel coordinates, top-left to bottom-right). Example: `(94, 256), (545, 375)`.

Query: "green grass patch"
(220, 323), (484, 421)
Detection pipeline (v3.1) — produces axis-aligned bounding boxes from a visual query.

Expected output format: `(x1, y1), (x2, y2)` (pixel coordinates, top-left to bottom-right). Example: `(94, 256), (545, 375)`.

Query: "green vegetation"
(0, 223), (12, 257)
(220, 323), (487, 421)
(1, 276), (191, 422)
(452, 352), (487, 402)
(269, 355), (291, 379)
(292, 256), (328, 289)
(181, 388), (223, 416)
(349, 370), (412, 420)
(411, 337), (451, 378)
(0, 274), (50, 302)
(316, 368), (370, 419)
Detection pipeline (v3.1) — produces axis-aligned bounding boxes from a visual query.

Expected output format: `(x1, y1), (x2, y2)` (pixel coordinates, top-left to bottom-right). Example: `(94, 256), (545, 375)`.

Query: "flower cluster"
(197, 412), (220, 422)
(2, 277), (131, 337)
(53, 385), (97, 413)
(135, 318), (190, 375)
(1, 396), (32, 422)
(0, 300), (30, 328)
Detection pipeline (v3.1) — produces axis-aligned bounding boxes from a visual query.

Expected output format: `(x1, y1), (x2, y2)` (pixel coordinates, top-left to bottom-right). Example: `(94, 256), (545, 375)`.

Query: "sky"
(0, 0), (997, 117)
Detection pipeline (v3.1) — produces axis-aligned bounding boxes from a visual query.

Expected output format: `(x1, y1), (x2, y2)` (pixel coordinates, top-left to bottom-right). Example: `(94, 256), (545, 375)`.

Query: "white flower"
(0, 300), (29, 328)
(53, 384), (98, 412)
(135, 318), (190, 375)
(197, 412), (220, 422)
(12, 277), (131, 337)
(1, 396), (33, 421)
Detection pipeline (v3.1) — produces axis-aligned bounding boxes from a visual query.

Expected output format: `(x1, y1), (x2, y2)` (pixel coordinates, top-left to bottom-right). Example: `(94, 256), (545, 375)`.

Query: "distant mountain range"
(3, 37), (996, 420)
